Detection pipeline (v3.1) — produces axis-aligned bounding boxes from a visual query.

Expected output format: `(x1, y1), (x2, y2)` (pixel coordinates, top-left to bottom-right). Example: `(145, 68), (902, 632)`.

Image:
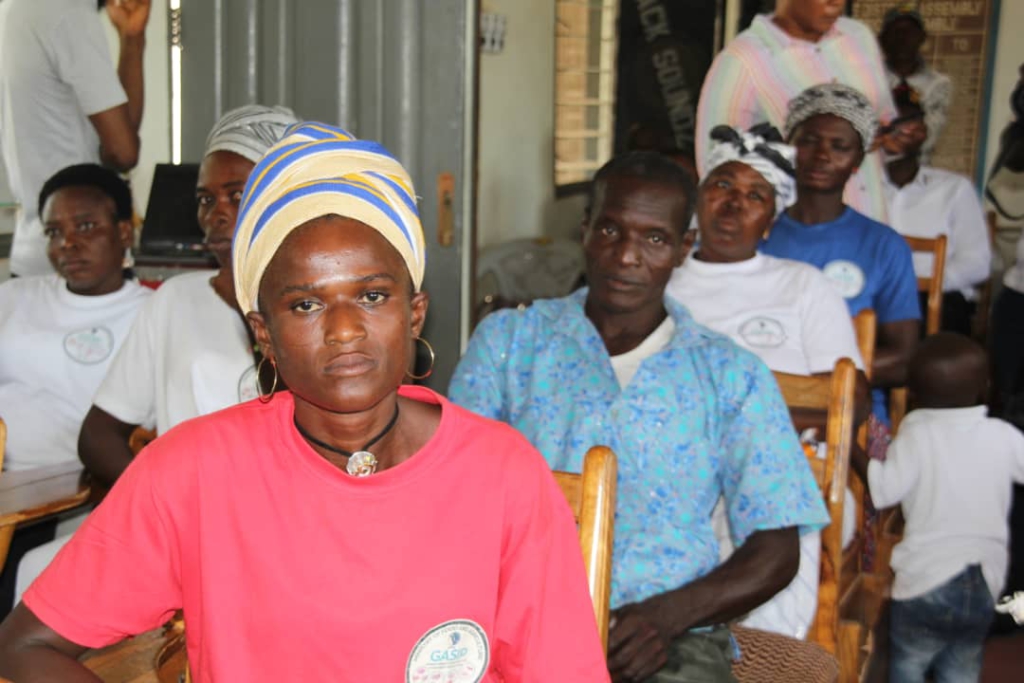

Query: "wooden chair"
(852, 310), (876, 382)
(903, 234), (947, 336)
(553, 445), (617, 651)
(128, 427), (157, 456)
(774, 359), (885, 682)
(848, 310), (875, 559)
(890, 235), (948, 434)
(773, 360), (857, 655)
(0, 417), (6, 472)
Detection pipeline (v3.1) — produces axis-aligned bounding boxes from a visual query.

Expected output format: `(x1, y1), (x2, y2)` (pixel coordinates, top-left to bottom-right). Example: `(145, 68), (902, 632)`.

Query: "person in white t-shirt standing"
(0, 0), (150, 277)
(666, 124), (867, 642)
(0, 163), (150, 615)
(78, 105), (298, 487)
(852, 333), (1024, 682)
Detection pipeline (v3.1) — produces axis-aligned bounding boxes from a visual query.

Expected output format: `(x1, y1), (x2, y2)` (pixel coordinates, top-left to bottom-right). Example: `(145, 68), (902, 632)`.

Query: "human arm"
(0, 605), (97, 683)
(871, 233), (921, 387)
(77, 294), (159, 485)
(872, 319), (918, 388)
(943, 178), (992, 292)
(607, 527), (798, 682)
(609, 353), (826, 680)
(87, 0), (152, 170)
(78, 406), (139, 487)
(694, 50), (761, 177)
(107, 0), (150, 132)
(1, 439), (183, 681)
(850, 429), (918, 509)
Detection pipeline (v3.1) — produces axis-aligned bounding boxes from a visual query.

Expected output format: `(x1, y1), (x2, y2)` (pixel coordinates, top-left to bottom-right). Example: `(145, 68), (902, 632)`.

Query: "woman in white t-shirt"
(0, 163), (151, 615)
(666, 125), (866, 641)
(666, 125), (865, 377)
(78, 105), (299, 487)
(0, 164), (151, 472)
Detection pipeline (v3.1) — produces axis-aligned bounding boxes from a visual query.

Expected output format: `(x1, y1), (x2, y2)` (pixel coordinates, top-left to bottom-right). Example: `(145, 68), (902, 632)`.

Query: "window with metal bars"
(554, 0), (619, 191)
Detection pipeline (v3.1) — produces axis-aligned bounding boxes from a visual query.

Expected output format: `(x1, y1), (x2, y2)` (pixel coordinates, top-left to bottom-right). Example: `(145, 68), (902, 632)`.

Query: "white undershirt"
(608, 317), (675, 388)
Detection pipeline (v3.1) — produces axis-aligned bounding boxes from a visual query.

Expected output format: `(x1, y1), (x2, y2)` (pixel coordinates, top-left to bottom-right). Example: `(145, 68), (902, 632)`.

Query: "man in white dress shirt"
(884, 84), (990, 336)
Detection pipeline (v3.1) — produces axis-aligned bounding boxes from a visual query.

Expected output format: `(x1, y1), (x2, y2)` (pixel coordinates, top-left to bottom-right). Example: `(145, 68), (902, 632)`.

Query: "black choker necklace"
(294, 404), (400, 477)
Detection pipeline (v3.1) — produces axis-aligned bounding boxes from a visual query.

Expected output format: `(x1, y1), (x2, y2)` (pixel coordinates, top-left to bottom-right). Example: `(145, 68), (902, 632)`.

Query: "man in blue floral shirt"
(450, 151), (829, 682)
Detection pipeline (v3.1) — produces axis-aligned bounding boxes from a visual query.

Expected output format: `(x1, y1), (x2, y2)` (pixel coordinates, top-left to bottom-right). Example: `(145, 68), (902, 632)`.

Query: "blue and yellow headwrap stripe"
(232, 122), (426, 314)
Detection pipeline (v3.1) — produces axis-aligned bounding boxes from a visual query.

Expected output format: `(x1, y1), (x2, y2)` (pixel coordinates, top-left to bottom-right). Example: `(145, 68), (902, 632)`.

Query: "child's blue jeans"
(890, 564), (995, 683)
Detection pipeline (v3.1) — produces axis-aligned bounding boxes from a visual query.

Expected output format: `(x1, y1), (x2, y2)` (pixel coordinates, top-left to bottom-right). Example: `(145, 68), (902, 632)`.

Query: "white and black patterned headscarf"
(705, 124), (797, 216)
(784, 83), (878, 152)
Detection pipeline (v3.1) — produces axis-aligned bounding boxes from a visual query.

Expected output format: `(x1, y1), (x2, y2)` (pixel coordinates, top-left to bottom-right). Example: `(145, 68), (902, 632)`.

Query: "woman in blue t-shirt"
(761, 83), (920, 429)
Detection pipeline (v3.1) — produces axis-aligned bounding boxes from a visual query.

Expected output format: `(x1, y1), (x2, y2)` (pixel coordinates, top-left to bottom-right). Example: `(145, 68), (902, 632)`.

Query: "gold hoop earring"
(256, 357), (279, 403)
(406, 336), (435, 380)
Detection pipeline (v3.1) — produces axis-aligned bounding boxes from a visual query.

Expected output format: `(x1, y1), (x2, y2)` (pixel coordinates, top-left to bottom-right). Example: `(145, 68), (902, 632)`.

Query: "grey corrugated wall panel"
(179, 0), (475, 390)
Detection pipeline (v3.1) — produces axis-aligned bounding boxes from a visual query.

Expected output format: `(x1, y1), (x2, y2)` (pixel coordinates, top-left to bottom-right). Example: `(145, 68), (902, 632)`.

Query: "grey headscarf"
(784, 84), (878, 152)
(204, 104), (300, 162)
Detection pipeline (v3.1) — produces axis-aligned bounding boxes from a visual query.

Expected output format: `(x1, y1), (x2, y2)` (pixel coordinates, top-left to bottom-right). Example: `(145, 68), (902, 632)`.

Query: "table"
(0, 461), (91, 569)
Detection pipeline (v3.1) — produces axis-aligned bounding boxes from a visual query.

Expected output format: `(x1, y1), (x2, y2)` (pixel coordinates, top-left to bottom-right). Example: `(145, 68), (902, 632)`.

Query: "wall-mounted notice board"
(852, 0), (996, 180)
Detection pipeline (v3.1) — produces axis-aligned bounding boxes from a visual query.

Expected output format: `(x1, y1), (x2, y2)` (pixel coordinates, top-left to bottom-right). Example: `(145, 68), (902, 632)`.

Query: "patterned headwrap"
(232, 122), (425, 315)
(784, 83), (879, 152)
(204, 104), (300, 163)
(704, 124), (797, 216)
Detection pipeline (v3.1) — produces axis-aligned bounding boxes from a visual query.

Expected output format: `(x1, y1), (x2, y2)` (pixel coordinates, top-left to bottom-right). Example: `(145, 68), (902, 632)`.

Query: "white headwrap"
(204, 104), (299, 163)
(704, 125), (797, 216)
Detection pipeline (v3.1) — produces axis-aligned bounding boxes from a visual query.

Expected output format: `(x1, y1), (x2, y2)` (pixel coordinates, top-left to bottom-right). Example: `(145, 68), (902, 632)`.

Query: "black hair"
(908, 333), (989, 409)
(586, 151), (697, 235)
(38, 163), (133, 221)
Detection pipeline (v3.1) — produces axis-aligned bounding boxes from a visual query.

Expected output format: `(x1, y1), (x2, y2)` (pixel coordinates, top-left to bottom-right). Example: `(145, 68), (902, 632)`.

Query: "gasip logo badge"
(822, 260), (865, 299)
(63, 327), (115, 364)
(406, 619), (489, 683)
(739, 317), (787, 348)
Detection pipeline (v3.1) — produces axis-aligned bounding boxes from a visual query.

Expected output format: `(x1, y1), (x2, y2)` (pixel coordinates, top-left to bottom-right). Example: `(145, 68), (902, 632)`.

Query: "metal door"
(178, 0), (477, 390)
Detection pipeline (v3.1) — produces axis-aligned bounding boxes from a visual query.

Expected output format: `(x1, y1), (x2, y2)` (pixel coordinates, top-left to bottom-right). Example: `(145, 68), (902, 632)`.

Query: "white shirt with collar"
(885, 165), (992, 299)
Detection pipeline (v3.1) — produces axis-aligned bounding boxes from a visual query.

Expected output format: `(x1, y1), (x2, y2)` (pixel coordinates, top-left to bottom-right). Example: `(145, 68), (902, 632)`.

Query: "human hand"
(607, 599), (675, 682)
(106, 0), (152, 39)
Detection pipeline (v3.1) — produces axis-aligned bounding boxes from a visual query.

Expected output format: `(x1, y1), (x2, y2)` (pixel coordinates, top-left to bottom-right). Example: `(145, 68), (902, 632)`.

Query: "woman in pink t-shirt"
(0, 124), (609, 682)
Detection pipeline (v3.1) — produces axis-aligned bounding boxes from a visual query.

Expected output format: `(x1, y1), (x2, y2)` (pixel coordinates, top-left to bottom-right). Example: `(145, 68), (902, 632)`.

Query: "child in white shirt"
(853, 333), (1024, 682)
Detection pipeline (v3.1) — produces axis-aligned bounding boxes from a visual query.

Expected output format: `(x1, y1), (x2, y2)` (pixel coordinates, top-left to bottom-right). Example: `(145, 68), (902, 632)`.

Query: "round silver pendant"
(346, 450), (378, 477)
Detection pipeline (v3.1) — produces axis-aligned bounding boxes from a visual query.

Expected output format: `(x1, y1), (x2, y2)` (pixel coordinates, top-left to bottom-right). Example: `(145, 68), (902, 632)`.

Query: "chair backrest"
(129, 427), (157, 456)
(902, 234), (947, 335)
(772, 358), (858, 655)
(852, 309), (876, 381)
(552, 445), (617, 652)
(0, 417), (6, 472)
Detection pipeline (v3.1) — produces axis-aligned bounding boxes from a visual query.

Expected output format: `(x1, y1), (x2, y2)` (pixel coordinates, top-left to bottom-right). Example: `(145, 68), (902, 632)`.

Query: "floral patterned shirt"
(449, 289), (829, 608)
